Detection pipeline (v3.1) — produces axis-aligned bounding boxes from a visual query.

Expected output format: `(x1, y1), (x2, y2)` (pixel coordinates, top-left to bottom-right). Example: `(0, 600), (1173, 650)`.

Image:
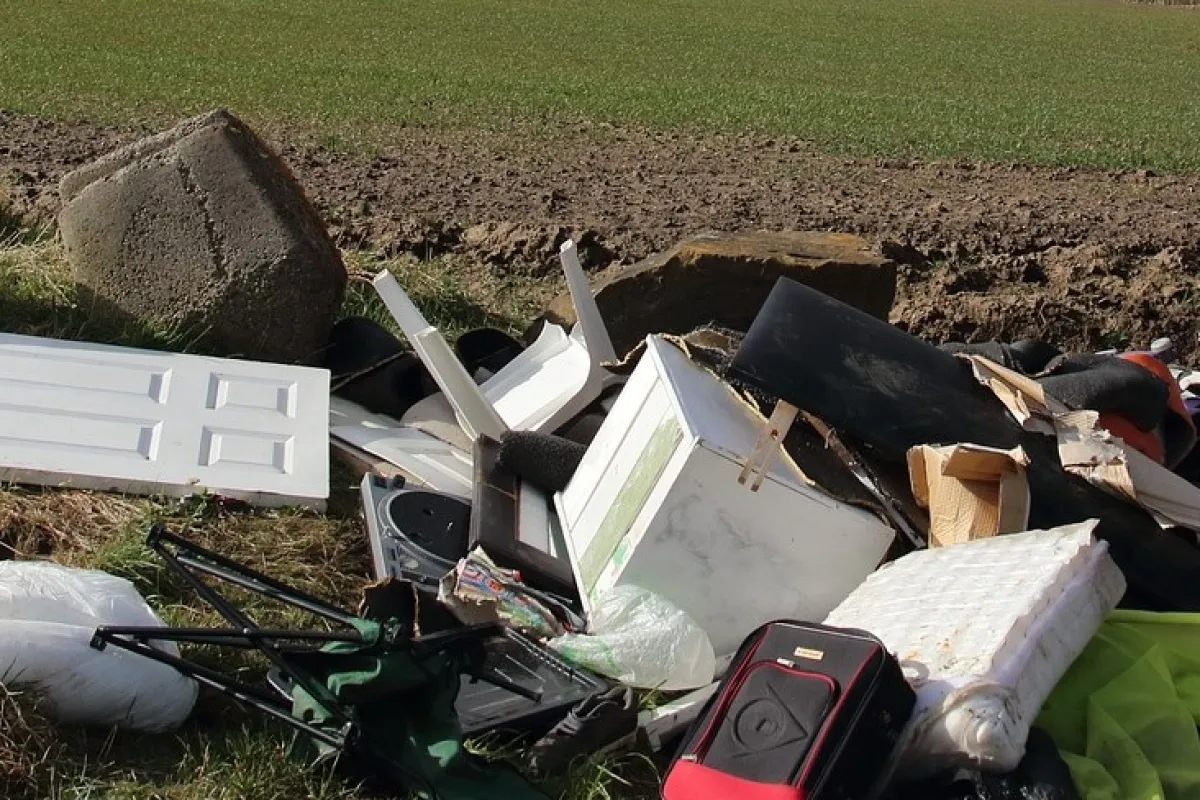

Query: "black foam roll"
(497, 431), (587, 493)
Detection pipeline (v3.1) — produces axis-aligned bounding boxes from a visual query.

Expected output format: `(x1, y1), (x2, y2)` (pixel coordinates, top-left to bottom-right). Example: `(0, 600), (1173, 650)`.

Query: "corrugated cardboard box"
(908, 443), (1030, 548)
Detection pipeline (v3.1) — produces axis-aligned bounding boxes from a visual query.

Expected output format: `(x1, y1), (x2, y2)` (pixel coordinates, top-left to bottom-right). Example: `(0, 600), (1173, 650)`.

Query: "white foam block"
(824, 521), (1126, 777)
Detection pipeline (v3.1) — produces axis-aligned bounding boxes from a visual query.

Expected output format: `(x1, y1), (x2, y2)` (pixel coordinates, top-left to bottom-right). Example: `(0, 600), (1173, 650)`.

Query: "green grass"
(0, 224), (551, 354)
(0, 234), (647, 800)
(341, 250), (552, 342)
(3, 0), (1200, 169)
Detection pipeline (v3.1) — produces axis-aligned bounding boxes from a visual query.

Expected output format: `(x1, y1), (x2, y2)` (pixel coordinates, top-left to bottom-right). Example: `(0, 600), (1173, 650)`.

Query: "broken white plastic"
(481, 322), (615, 432)
(373, 243), (620, 438)
(328, 397), (473, 498)
(559, 239), (617, 364)
(475, 239), (622, 433)
(372, 270), (508, 442)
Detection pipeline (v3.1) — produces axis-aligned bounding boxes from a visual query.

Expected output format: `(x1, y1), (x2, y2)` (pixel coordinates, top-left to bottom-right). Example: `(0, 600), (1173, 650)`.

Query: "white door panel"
(0, 333), (329, 508)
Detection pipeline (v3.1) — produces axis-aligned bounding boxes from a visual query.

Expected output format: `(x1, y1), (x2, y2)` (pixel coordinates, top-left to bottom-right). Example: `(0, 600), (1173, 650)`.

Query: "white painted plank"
(0, 333), (329, 508)
(329, 396), (404, 429)
(373, 271), (508, 441)
(559, 239), (617, 364)
(329, 423), (473, 499)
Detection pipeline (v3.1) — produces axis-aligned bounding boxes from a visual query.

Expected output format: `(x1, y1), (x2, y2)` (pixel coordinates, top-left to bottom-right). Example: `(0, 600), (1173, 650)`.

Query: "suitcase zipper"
(679, 625), (770, 763)
(793, 647), (884, 794)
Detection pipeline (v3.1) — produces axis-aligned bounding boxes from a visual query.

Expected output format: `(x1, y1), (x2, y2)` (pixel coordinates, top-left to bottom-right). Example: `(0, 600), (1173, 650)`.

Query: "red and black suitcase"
(663, 620), (915, 800)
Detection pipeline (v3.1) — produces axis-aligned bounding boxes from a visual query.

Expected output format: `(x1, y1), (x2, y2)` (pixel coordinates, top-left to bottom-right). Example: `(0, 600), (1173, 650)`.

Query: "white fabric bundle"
(0, 561), (197, 731)
(824, 520), (1125, 777)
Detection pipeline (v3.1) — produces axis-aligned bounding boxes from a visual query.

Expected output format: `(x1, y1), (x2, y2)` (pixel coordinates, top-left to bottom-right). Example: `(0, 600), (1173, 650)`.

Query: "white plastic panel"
(559, 363), (678, 542)
(0, 333), (329, 508)
(559, 338), (665, 526)
(330, 415), (473, 500)
(328, 396), (402, 429)
(481, 323), (619, 435)
(638, 682), (720, 751)
(483, 324), (589, 431)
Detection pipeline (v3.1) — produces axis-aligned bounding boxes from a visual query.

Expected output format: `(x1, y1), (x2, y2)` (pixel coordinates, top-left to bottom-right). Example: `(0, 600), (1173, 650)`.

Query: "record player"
(361, 473), (472, 587)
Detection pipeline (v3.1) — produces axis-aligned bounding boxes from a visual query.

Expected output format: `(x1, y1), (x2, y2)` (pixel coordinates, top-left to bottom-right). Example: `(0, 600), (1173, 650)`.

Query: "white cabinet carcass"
(557, 335), (895, 660)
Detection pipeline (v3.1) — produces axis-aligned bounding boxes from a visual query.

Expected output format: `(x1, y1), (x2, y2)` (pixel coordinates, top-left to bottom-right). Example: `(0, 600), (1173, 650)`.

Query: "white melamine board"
(328, 396), (473, 498)
(329, 423), (473, 499)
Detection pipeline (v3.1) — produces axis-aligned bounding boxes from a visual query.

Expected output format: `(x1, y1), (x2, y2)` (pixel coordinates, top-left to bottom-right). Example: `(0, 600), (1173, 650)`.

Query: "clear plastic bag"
(0, 561), (198, 732)
(548, 584), (715, 691)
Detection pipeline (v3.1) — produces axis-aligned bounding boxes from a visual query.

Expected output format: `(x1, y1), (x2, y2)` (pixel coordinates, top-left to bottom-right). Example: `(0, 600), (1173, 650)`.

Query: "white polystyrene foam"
(824, 521), (1125, 777)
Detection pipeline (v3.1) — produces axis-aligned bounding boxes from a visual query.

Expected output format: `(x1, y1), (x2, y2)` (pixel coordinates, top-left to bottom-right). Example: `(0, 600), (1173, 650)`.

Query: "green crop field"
(3, 0), (1200, 169)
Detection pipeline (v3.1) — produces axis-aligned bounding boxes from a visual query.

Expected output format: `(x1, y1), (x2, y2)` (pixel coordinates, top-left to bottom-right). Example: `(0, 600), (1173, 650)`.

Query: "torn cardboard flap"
(1054, 410), (1138, 503)
(908, 443), (1031, 548)
(1056, 409), (1200, 530)
(960, 355), (1066, 435)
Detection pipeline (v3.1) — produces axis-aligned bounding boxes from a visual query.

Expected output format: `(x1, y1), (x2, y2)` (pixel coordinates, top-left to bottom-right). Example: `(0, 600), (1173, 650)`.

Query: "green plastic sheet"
(288, 617), (549, 800)
(1037, 610), (1200, 800)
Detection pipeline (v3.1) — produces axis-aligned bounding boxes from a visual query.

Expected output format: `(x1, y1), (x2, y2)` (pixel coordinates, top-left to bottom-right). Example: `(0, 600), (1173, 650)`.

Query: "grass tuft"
(470, 734), (662, 800)
(340, 250), (552, 342)
(0, 687), (64, 800)
(0, 236), (198, 351)
(545, 751), (662, 800)
(0, 487), (153, 562)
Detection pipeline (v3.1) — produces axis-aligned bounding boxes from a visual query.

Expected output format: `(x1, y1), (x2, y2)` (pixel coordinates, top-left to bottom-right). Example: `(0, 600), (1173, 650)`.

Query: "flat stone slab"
(535, 230), (896, 358)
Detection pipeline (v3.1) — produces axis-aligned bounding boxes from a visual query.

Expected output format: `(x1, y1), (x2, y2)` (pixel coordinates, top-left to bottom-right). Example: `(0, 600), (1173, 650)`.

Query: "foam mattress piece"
(824, 521), (1126, 779)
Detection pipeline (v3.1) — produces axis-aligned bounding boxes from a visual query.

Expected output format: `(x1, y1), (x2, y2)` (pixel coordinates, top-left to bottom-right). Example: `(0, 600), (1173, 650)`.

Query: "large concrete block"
(533, 230), (896, 358)
(59, 109), (346, 364)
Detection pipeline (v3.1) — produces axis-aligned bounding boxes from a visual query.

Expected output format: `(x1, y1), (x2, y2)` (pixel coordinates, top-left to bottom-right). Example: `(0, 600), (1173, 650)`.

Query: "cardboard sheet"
(908, 443), (1031, 548)
(961, 354), (1065, 434)
(962, 355), (1200, 532)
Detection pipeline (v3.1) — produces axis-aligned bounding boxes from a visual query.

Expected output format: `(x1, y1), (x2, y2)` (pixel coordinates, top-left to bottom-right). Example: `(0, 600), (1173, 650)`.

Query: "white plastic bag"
(0, 561), (198, 732)
(548, 584), (715, 691)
